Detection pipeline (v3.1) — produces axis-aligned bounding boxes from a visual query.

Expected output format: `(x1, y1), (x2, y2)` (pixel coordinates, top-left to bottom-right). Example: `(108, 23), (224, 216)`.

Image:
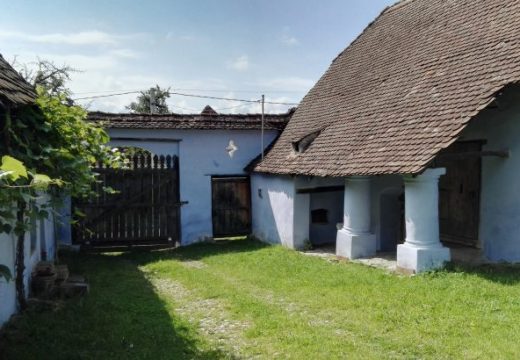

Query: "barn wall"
(458, 89), (520, 261)
(108, 128), (278, 244)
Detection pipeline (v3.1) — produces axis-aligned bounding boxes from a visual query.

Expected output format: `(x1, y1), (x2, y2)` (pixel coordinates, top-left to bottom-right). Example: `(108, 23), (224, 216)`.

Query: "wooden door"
(211, 176), (251, 238)
(435, 141), (482, 247)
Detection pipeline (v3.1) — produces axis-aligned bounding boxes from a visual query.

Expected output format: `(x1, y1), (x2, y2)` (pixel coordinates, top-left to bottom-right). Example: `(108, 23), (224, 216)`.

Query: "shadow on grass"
(444, 261), (520, 285)
(0, 251), (233, 360)
(125, 238), (270, 266)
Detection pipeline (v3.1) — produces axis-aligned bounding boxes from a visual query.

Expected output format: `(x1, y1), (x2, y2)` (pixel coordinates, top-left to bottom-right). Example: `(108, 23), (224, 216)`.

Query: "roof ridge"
(383, 0), (417, 14)
(331, 0), (418, 65)
(330, 3), (393, 65)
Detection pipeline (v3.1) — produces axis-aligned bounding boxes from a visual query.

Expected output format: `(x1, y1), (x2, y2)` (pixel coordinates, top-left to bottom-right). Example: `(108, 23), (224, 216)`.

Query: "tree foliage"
(14, 58), (78, 98)
(127, 85), (171, 114)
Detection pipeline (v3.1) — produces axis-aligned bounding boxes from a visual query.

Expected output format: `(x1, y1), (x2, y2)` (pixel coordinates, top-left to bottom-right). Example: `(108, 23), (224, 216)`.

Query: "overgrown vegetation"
(0, 86), (122, 308)
(2, 240), (520, 359)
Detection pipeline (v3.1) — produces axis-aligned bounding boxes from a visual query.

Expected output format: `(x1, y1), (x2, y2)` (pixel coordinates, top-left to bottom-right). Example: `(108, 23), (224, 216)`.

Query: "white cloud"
(251, 76), (314, 92)
(228, 55), (249, 72)
(0, 30), (122, 46)
(280, 34), (299, 46)
(14, 49), (139, 72)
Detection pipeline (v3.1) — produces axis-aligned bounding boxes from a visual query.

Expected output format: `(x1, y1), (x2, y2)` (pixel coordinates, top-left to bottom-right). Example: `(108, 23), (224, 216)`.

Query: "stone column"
(336, 176), (376, 259)
(397, 168), (450, 273)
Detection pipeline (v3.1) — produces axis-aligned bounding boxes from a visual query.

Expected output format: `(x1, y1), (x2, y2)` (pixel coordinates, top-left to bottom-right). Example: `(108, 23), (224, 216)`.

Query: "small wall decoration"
(226, 139), (238, 158)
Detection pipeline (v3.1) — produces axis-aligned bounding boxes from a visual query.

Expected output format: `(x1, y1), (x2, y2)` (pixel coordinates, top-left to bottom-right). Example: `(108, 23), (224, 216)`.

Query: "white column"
(397, 168), (450, 273)
(336, 176), (376, 259)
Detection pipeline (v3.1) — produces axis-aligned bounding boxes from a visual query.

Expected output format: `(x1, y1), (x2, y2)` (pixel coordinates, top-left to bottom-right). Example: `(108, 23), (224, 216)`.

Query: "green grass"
(2, 239), (520, 359)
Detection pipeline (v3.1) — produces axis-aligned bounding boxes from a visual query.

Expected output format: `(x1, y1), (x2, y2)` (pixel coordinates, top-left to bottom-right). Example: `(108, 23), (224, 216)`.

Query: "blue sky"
(0, 0), (395, 113)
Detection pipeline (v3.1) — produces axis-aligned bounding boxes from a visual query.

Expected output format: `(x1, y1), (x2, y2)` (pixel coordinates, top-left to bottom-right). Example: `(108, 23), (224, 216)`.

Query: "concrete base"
(336, 229), (376, 259)
(397, 243), (450, 273)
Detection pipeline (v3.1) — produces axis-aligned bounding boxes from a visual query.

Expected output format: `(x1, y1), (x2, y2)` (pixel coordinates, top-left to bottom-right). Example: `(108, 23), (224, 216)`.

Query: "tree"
(13, 58), (78, 98)
(127, 85), (171, 114)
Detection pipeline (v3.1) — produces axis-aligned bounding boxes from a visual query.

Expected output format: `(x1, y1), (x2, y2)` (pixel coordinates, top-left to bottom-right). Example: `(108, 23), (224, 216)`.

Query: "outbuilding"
(82, 107), (291, 246)
(251, 0), (520, 272)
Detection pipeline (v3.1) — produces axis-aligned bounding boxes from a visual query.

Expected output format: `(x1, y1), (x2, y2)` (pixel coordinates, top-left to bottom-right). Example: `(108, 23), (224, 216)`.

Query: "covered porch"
(334, 170), (451, 273)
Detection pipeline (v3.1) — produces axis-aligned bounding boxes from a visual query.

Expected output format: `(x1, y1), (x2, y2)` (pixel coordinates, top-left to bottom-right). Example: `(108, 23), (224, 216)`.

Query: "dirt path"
(147, 275), (252, 358)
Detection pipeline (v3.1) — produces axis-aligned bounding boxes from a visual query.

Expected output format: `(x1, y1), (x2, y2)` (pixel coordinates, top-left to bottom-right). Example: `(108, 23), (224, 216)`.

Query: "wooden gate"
(211, 176), (251, 238)
(73, 153), (181, 248)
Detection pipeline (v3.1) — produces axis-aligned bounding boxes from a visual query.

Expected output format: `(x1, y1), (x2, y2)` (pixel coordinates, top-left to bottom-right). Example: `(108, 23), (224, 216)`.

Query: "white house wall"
(0, 232), (16, 326)
(251, 174), (296, 246)
(0, 198), (55, 327)
(108, 128), (278, 244)
(457, 89), (520, 261)
(252, 175), (348, 249)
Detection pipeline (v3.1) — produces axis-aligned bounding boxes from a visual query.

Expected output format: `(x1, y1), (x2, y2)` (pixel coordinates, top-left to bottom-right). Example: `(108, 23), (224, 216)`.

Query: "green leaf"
(32, 173), (52, 189)
(74, 209), (86, 218)
(0, 156), (28, 181)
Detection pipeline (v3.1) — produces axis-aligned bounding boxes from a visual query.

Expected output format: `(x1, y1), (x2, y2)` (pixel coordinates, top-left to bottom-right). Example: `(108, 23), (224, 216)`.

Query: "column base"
(336, 229), (376, 259)
(397, 243), (450, 273)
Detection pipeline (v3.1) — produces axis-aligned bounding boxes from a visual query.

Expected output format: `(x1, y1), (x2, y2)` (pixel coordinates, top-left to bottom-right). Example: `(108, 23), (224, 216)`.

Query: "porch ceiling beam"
(437, 149), (510, 159)
(296, 185), (344, 194)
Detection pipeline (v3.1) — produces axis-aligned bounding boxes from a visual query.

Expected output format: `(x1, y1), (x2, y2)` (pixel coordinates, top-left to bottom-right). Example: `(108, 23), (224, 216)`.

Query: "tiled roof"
(87, 109), (294, 131)
(0, 54), (36, 106)
(255, 0), (520, 176)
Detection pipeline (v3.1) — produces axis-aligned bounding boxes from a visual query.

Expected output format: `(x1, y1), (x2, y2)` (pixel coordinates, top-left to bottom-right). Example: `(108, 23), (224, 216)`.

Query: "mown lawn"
(2, 239), (520, 359)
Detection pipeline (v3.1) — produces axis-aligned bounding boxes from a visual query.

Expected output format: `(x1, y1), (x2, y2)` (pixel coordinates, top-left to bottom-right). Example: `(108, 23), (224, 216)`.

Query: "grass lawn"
(2, 239), (520, 359)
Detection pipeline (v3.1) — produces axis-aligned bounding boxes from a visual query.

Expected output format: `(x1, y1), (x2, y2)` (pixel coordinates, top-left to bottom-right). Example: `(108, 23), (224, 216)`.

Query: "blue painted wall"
(108, 128), (278, 244)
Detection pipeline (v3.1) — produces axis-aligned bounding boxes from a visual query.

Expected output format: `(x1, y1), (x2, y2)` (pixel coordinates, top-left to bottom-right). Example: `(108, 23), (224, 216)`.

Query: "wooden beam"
(437, 149), (510, 160)
(297, 185), (344, 194)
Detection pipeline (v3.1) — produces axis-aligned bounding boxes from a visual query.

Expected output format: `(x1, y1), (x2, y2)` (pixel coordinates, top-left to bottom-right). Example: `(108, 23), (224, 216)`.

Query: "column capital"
(403, 168), (446, 183)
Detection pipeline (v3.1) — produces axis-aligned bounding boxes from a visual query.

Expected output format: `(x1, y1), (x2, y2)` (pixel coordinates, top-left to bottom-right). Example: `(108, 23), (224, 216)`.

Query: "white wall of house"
(0, 198), (55, 327)
(251, 173), (296, 246)
(252, 174), (346, 248)
(0, 232), (16, 326)
(457, 88), (520, 261)
(108, 128), (278, 244)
